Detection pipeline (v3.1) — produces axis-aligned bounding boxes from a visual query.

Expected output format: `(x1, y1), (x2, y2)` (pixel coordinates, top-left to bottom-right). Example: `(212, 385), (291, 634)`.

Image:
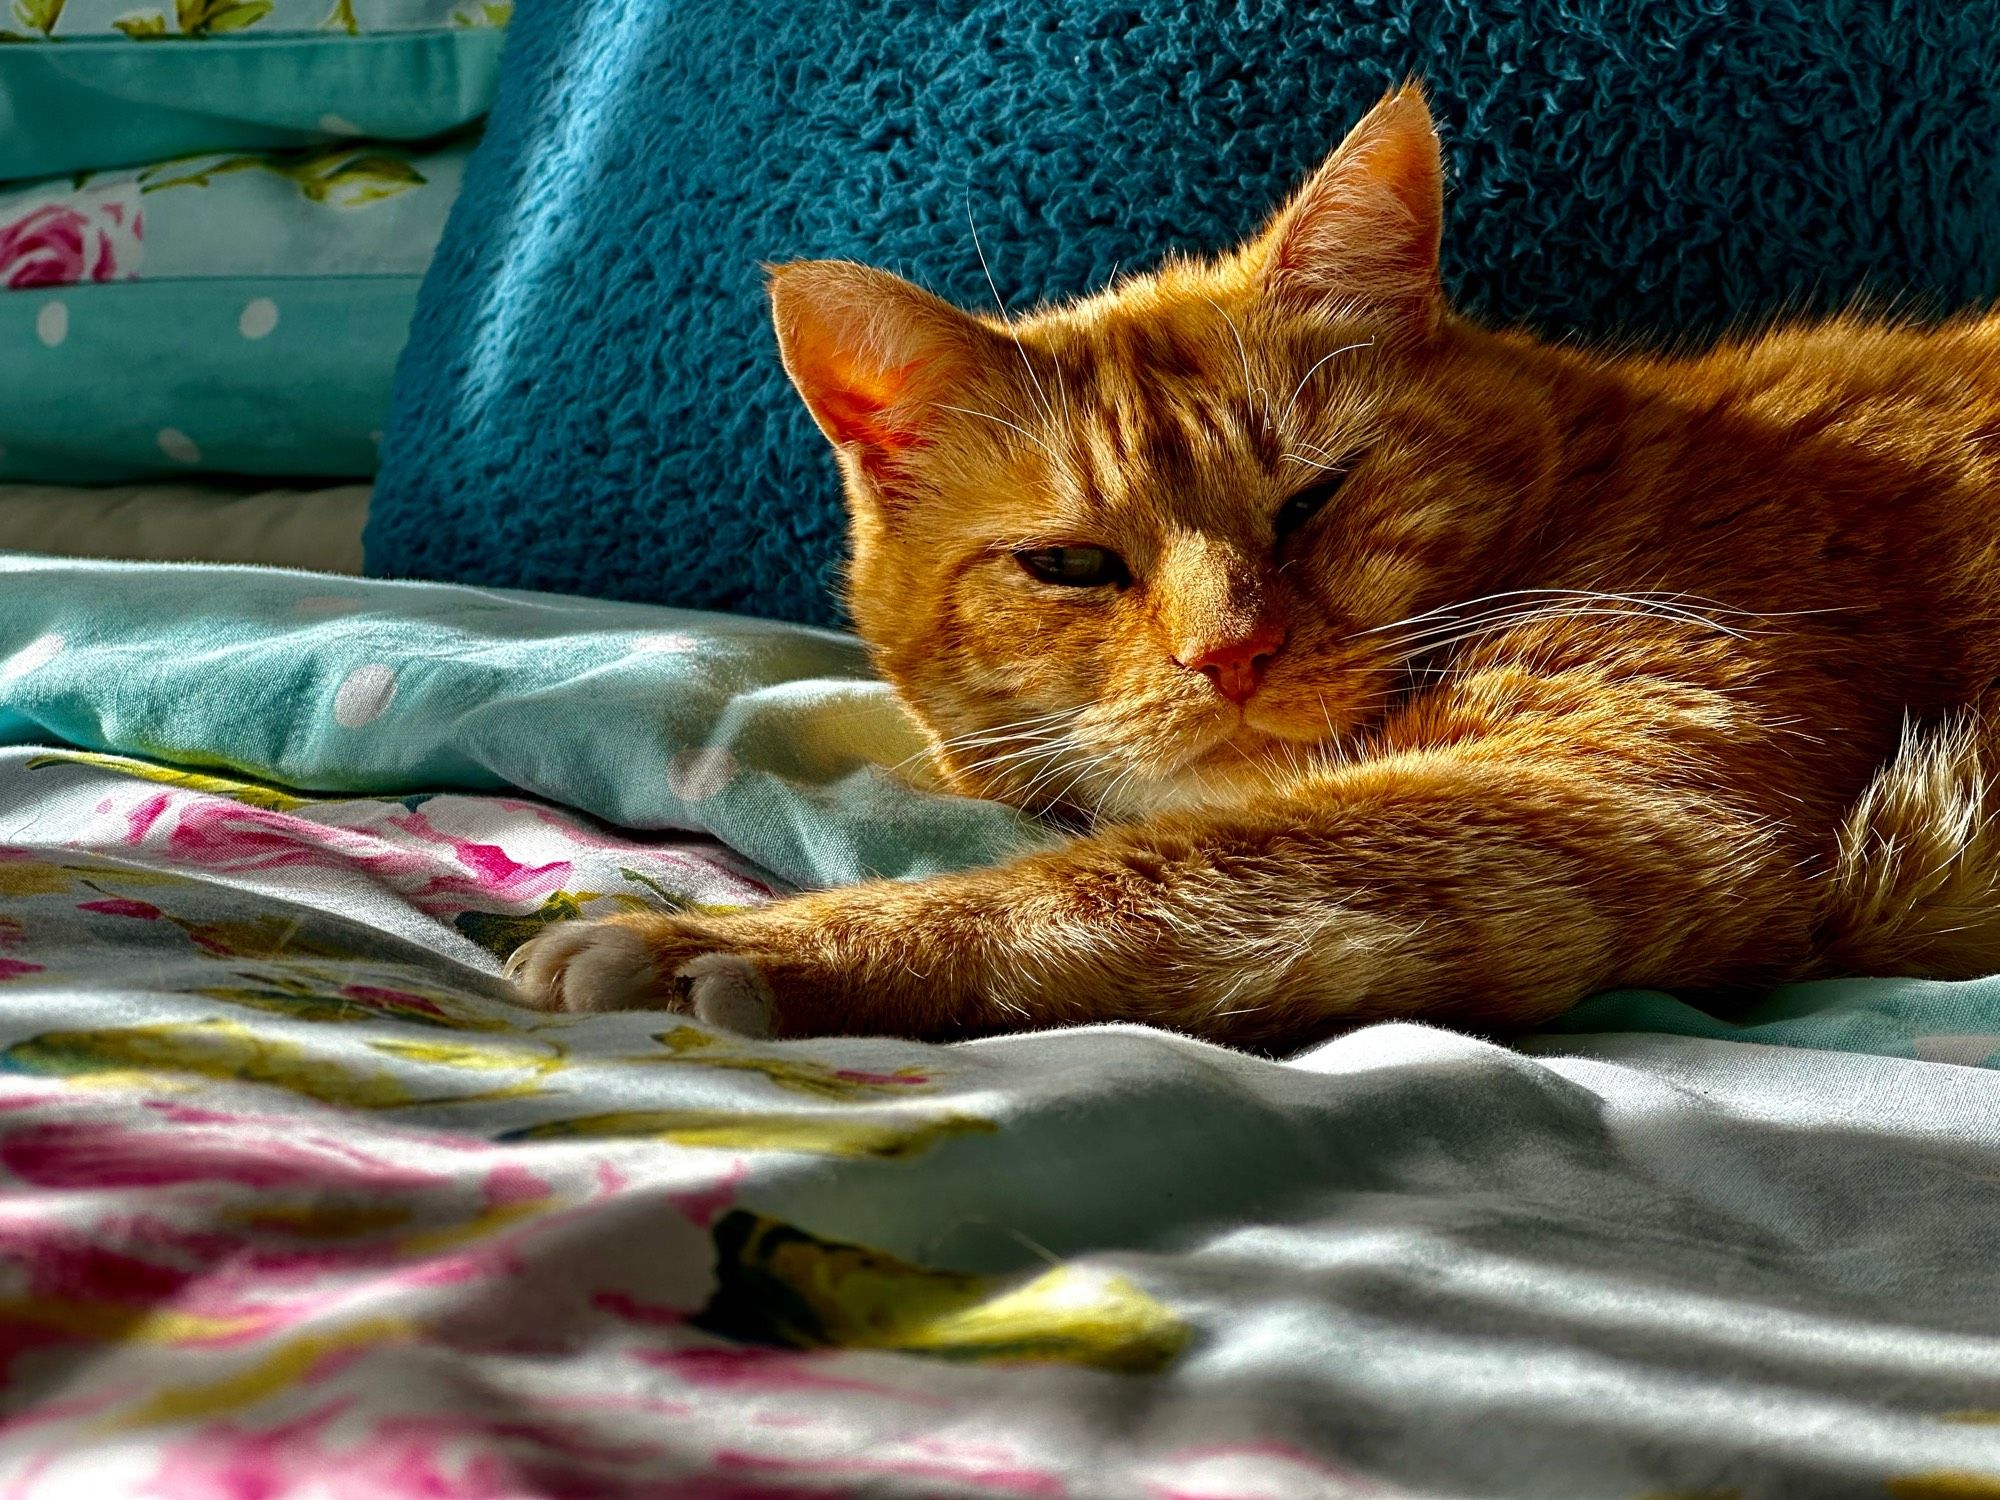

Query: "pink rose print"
(0, 187), (145, 290)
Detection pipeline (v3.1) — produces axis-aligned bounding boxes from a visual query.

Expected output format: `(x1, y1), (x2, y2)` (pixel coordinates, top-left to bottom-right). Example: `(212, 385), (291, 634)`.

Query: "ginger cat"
(512, 86), (2000, 1050)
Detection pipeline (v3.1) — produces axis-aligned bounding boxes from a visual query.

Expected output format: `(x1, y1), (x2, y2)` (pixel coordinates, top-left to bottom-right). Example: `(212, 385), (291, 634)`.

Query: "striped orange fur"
(512, 86), (2000, 1049)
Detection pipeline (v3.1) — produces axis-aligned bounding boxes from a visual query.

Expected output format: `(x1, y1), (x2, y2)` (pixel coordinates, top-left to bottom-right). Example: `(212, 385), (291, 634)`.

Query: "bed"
(3, 553), (1999, 1497)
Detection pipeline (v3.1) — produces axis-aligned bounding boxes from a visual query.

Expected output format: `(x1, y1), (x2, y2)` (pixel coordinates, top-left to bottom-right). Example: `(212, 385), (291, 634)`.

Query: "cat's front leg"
(509, 744), (1807, 1046)
(505, 824), (1446, 1044)
(504, 871), (1097, 1041)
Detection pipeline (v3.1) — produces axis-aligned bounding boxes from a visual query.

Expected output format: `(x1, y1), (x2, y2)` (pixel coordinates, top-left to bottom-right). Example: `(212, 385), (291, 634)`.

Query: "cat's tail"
(1818, 705), (2000, 979)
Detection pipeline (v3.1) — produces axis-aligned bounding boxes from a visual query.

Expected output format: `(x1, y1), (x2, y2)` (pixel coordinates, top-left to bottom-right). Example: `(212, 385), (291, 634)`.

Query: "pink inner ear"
(803, 357), (927, 456)
(1262, 88), (1443, 324)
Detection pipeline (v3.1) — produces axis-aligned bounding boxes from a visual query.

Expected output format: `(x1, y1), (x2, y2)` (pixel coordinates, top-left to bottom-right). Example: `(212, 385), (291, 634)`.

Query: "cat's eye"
(1274, 471), (1350, 543)
(1015, 546), (1130, 589)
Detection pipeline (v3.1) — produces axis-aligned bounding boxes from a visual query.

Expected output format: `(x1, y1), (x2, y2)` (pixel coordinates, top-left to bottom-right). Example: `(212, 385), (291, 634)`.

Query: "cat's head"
(771, 86), (1558, 819)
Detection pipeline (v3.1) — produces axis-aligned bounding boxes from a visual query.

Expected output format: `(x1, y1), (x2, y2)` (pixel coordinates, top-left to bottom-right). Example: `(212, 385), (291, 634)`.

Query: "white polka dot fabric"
(0, 557), (1047, 889)
(32, 302), (67, 348)
(0, 139), (473, 483)
(332, 662), (398, 727)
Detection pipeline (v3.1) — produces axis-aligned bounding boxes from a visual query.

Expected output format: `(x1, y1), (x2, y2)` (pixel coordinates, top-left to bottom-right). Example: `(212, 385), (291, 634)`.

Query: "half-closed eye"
(1015, 545), (1130, 588)
(1274, 471), (1351, 544)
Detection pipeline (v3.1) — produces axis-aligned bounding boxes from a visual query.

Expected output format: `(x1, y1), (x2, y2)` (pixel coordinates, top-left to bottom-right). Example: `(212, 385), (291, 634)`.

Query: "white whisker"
(1357, 588), (1761, 654)
(966, 199), (1056, 428)
(935, 403), (1062, 464)
(1278, 341), (1373, 433)
(1202, 294), (1271, 435)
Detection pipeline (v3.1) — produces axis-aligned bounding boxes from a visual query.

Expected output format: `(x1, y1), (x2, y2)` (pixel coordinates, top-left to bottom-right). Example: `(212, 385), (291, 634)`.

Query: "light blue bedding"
(0, 552), (1992, 1066)
(0, 555), (1045, 888)
(3, 555), (1999, 1496)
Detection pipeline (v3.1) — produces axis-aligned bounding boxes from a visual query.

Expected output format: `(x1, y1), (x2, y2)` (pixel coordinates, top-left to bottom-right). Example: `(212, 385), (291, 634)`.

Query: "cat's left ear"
(1250, 83), (1444, 337)
(769, 260), (998, 481)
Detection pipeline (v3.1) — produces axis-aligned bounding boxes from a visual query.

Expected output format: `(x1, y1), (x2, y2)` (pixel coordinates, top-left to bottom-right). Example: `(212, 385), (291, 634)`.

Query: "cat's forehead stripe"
(1040, 326), (1282, 517)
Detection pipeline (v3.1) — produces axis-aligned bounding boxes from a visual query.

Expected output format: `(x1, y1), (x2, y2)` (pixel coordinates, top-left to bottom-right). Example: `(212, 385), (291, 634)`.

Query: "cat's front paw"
(505, 915), (779, 1037)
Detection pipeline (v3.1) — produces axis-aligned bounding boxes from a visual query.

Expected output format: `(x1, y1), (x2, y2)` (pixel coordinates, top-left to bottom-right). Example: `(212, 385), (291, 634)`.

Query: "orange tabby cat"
(511, 85), (2000, 1049)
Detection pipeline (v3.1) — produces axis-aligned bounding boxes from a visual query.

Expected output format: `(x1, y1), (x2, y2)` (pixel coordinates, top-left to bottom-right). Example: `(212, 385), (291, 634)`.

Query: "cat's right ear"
(768, 261), (995, 486)
(1248, 83), (1445, 337)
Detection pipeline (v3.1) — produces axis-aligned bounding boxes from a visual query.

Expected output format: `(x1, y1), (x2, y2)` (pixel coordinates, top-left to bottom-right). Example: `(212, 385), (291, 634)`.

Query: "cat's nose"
(1176, 624), (1287, 705)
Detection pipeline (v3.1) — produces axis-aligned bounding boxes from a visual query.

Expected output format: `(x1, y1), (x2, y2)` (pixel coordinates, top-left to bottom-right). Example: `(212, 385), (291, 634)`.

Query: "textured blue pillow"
(369, 2), (2000, 627)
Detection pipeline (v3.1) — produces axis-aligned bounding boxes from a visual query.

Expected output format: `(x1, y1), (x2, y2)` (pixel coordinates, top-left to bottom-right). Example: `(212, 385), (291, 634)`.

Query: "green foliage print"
(138, 144), (427, 209)
(8, 0), (64, 35)
(94, 0), (270, 36)
(175, 0), (272, 33)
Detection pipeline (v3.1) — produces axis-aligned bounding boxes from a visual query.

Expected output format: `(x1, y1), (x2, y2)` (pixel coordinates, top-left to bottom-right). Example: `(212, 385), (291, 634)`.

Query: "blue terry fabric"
(368, 1), (2000, 626)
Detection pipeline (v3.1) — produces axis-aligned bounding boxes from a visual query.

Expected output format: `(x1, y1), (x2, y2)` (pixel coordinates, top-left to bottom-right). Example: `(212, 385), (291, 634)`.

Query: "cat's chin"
(1097, 762), (1288, 819)
(1088, 729), (1318, 820)
(1240, 710), (1339, 744)
(1240, 688), (1383, 744)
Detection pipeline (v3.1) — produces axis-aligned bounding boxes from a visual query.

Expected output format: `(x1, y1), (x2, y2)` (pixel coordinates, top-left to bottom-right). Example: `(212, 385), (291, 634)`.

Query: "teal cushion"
(369, 1), (2000, 626)
(0, 136), (466, 481)
(0, 0), (506, 182)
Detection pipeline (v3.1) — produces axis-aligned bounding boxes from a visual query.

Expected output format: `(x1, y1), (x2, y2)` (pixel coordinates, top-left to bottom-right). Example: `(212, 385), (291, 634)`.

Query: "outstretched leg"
(510, 714), (1808, 1048)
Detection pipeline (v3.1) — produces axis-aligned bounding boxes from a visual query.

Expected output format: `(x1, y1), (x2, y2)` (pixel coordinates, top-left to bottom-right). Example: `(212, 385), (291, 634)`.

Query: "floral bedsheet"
(5, 751), (2000, 1498)
(0, 747), (1196, 1494)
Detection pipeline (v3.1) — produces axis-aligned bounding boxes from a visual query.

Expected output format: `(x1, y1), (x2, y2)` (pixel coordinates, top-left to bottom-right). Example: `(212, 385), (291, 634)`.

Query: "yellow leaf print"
(27, 749), (316, 811)
(74, 863), (190, 886)
(110, 1318), (410, 1429)
(232, 1201), (412, 1239)
(367, 1037), (542, 1072)
(394, 1186), (552, 1257)
(904, 1265), (1191, 1371)
(11, 1018), (575, 1111)
(623, 1024), (937, 1101)
(0, 1295), (269, 1347)
(170, 0), (268, 32)
(7, 1020), (419, 1109)
(366, 1035), (569, 1106)
(0, 859), (191, 898)
(199, 963), (509, 1032)
(1888, 1475), (2000, 1499)
(509, 1108), (996, 1160)
(205, 1), (272, 31)
(0, 860), (69, 898)
(10, 0), (63, 35)
(170, 914), (351, 961)
(692, 1210), (1187, 1374)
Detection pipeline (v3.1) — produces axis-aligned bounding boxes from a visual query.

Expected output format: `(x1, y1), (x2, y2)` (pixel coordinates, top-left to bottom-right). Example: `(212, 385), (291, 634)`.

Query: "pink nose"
(1176, 624), (1286, 705)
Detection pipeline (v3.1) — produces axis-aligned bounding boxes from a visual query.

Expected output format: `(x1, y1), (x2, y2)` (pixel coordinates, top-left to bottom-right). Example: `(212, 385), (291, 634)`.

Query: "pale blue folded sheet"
(0, 554), (1045, 889)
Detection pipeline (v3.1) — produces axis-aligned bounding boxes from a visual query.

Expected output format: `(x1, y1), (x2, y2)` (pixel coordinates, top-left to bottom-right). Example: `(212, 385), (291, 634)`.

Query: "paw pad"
(677, 953), (776, 1038)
